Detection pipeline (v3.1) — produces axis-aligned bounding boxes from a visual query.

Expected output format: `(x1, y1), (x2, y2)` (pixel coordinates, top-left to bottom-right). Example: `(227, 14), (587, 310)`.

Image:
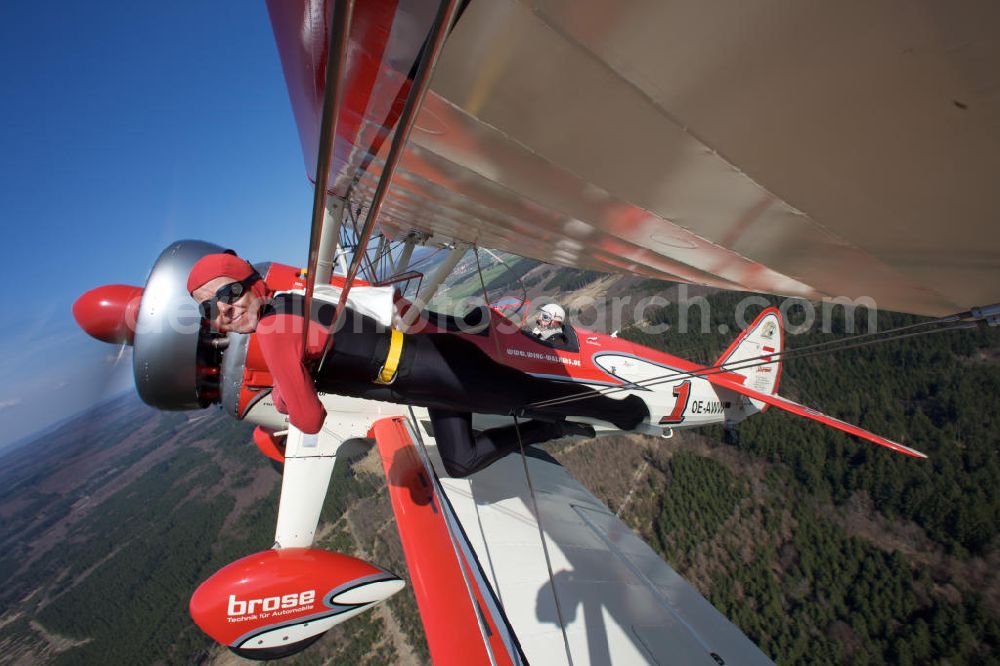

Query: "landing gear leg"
(724, 424), (740, 447)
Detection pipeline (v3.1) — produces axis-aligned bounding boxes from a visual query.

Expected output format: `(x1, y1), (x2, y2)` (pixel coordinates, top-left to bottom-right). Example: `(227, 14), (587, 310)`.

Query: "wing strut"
(391, 234), (418, 275)
(399, 242), (469, 328)
(320, 0), (464, 367)
(472, 246), (576, 664)
(315, 197), (347, 285)
(302, 0), (354, 353)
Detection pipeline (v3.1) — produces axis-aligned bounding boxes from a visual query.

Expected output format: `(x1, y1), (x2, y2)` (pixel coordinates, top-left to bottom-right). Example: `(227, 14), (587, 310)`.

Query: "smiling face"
(192, 276), (263, 334)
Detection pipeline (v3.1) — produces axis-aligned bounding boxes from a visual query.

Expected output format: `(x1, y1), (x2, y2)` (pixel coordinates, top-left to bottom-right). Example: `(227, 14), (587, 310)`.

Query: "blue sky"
(0, 2), (317, 448)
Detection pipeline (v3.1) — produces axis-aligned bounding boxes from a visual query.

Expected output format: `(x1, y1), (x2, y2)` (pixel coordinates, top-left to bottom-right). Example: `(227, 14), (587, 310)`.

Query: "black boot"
(606, 394), (649, 431)
(517, 394), (647, 432)
(552, 421), (596, 439)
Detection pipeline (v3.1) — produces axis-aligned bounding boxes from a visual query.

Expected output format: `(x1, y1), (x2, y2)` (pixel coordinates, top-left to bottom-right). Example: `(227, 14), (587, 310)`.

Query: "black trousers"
(316, 327), (646, 477)
(427, 409), (572, 478)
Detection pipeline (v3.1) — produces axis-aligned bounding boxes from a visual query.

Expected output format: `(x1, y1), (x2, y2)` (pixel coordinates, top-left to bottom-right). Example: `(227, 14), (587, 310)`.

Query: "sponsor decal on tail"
(714, 308), (783, 411)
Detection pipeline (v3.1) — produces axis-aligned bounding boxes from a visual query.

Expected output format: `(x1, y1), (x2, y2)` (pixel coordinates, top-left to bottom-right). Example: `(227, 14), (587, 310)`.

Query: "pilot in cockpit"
(531, 303), (568, 346)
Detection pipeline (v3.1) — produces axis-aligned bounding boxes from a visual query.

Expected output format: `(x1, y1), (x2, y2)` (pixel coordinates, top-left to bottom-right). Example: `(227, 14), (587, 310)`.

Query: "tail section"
(706, 308), (926, 458)
(715, 308), (783, 410)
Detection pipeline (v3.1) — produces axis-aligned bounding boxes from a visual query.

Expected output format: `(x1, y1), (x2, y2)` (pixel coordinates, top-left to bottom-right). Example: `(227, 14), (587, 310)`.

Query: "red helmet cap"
(187, 252), (257, 294)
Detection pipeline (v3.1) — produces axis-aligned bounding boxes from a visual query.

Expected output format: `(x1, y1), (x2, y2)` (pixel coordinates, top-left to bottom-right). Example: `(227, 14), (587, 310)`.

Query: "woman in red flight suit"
(187, 252), (647, 477)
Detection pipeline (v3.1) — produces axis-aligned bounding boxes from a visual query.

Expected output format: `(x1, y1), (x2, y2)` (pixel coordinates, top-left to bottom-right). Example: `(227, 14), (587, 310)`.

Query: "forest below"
(604, 289), (1000, 664)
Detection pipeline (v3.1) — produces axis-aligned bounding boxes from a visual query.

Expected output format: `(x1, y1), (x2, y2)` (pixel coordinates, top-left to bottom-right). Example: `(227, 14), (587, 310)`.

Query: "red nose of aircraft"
(73, 285), (143, 345)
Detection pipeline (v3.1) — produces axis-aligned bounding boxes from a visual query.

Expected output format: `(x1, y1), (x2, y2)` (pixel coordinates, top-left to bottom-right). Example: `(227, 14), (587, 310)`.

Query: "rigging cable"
(473, 245), (576, 665)
(527, 312), (980, 411)
(480, 248), (529, 318)
(406, 247), (444, 272)
(513, 415), (576, 666)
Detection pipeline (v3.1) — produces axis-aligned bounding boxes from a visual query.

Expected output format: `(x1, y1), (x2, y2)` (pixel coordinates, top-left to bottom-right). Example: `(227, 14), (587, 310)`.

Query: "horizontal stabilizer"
(705, 373), (927, 459)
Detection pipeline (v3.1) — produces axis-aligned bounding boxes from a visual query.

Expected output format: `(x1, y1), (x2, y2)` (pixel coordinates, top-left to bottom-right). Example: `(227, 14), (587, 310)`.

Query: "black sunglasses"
(198, 275), (259, 320)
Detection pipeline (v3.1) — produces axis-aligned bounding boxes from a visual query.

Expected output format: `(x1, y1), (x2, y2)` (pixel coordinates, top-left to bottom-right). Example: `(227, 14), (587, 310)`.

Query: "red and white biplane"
(73, 0), (1000, 663)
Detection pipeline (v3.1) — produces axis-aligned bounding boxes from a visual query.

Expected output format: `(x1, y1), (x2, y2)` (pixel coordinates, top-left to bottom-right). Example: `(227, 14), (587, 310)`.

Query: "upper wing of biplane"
(268, 0), (1000, 317)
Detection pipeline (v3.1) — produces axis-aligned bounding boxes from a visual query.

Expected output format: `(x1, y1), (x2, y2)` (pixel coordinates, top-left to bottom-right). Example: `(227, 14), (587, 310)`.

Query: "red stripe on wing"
(370, 417), (518, 665)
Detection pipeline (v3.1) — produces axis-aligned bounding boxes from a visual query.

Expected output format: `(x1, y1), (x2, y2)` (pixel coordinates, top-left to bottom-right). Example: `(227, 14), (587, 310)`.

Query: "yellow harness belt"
(375, 328), (404, 385)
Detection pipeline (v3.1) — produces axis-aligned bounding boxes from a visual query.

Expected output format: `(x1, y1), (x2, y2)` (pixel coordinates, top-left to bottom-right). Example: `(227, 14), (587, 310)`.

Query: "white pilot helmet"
(539, 303), (565, 322)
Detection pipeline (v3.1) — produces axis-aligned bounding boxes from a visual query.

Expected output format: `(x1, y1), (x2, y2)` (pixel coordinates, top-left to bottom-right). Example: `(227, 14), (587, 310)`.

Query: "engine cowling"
(75, 242), (313, 418)
(73, 240), (230, 410)
(131, 240), (227, 409)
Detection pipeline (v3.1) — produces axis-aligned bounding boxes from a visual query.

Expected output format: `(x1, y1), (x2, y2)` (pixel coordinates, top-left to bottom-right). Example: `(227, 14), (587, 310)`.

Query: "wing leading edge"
(371, 414), (776, 665)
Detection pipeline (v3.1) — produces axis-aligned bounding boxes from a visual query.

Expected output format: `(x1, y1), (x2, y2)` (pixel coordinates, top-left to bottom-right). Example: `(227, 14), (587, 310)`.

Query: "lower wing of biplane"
(188, 397), (776, 665)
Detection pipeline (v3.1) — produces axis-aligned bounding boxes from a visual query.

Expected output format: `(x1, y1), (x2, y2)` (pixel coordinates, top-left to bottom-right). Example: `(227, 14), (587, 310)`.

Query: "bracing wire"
(473, 246), (576, 665)
(480, 247), (530, 317)
(337, 197), (392, 284)
(512, 415), (576, 666)
(474, 246), (503, 360)
(405, 246), (444, 273)
(528, 314), (977, 411)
